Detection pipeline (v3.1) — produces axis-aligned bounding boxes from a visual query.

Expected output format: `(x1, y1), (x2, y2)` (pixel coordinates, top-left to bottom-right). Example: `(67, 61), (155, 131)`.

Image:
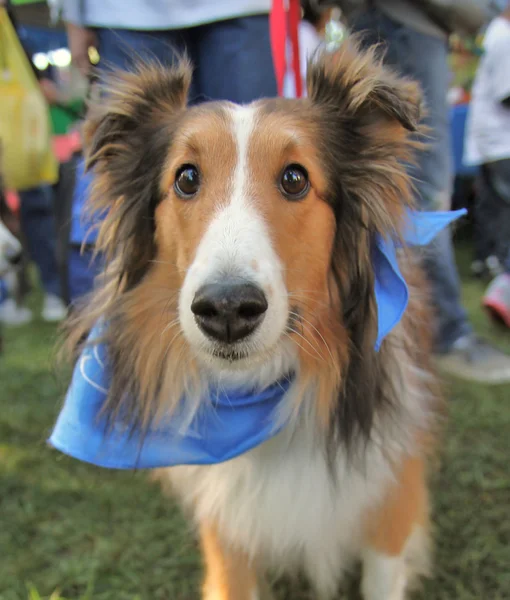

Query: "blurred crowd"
(1, 0), (510, 382)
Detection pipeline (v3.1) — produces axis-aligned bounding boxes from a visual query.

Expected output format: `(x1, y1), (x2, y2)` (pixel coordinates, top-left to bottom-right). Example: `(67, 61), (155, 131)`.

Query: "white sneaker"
(42, 293), (67, 322)
(0, 298), (33, 326)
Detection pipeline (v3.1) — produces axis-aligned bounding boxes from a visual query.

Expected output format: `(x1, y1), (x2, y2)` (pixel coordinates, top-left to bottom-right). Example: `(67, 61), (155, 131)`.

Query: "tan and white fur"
(66, 38), (442, 600)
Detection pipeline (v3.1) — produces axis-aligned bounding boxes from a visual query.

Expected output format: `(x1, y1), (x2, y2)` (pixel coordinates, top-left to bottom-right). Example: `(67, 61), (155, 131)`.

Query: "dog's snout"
(191, 283), (268, 343)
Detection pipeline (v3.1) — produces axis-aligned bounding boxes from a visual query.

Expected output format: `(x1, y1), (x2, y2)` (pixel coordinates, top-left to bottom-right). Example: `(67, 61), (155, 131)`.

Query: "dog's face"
(161, 103), (335, 372)
(79, 41), (422, 433)
(0, 218), (22, 277)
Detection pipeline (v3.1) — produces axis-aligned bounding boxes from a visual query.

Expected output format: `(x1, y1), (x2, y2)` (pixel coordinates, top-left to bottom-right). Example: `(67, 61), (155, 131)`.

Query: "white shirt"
(283, 21), (323, 99)
(64, 0), (271, 30)
(464, 17), (510, 166)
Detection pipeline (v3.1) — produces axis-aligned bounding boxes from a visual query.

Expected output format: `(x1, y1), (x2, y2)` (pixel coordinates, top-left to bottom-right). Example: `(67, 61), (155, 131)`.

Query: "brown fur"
(200, 524), (260, 600)
(364, 456), (429, 556)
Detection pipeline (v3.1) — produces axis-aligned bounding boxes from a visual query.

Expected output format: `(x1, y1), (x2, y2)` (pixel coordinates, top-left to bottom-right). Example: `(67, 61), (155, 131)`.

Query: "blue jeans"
(19, 185), (62, 298)
(353, 10), (471, 352)
(68, 246), (103, 304)
(95, 15), (277, 103)
(69, 16), (277, 300)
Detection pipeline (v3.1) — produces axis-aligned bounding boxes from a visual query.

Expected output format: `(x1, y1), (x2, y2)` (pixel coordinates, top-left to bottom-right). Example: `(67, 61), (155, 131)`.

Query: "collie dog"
(67, 39), (442, 600)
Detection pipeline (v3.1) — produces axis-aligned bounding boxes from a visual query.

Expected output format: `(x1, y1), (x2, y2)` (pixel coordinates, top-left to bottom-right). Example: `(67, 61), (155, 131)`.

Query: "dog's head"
(0, 218), (22, 278)
(73, 39), (422, 440)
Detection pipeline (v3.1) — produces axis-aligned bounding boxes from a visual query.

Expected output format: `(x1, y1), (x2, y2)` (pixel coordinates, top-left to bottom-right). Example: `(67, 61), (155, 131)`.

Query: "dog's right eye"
(174, 165), (200, 198)
(279, 164), (309, 200)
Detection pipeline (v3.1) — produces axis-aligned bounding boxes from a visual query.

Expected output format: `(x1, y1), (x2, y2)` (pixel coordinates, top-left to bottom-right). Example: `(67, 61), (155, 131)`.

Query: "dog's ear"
(307, 38), (421, 132)
(83, 59), (192, 289)
(306, 38), (424, 236)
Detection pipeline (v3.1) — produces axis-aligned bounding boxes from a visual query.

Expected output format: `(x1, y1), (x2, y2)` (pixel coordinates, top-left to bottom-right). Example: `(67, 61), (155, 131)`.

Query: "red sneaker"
(483, 273), (510, 328)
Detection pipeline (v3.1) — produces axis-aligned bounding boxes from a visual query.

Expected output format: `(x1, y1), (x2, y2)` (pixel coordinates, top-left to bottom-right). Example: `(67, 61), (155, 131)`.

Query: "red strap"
(270, 0), (302, 98)
(288, 0), (302, 98)
(270, 0), (287, 96)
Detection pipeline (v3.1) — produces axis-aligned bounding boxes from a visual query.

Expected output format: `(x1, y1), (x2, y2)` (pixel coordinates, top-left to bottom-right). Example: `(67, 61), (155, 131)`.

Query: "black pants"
(474, 158), (510, 264)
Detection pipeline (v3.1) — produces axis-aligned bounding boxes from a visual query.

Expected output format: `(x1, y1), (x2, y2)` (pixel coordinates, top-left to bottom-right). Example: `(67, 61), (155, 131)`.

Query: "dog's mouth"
(211, 346), (250, 362)
(202, 308), (301, 365)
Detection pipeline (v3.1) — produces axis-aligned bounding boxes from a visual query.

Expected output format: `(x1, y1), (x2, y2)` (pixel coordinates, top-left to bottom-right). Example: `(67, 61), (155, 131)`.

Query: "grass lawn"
(1, 243), (509, 600)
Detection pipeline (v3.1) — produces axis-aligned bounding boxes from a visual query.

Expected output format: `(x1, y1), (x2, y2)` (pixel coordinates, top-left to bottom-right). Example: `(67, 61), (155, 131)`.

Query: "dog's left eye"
(279, 164), (309, 200)
(175, 165), (200, 198)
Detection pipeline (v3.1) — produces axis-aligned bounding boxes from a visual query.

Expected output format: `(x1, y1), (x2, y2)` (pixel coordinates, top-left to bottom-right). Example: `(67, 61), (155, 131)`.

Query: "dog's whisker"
(285, 327), (325, 362)
(283, 331), (323, 363)
(289, 312), (336, 365)
(160, 317), (181, 337)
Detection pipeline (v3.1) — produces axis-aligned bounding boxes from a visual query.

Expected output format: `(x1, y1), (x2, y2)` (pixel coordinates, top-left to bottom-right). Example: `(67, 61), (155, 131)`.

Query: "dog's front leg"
(361, 457), (431, 600)
(200, 522), (267, 600)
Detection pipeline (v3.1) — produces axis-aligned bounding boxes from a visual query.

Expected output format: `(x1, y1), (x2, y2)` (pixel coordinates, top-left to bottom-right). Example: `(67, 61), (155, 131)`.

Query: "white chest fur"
(166, 416), (400, 598)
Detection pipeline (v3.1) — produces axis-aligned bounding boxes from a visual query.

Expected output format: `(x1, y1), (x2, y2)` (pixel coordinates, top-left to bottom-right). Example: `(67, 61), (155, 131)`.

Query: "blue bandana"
(373, 208), (466, 350)
(49, 209), (465, 470)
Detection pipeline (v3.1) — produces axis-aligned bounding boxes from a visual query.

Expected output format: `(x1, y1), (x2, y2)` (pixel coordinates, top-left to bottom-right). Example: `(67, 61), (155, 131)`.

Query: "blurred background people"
(465, 2), (510, 280)
(463, 1), (510, 328)
(0, 0), (67, 325)
(334, 0), (510, 383)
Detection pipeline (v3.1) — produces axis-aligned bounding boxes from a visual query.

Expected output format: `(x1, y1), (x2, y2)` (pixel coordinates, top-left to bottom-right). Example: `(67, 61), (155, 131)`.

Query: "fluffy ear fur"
(307, 37), (423, 233)
(83, 59), (192, 290)
(307, 37), (421, 131)
(307, 39), (424, 451)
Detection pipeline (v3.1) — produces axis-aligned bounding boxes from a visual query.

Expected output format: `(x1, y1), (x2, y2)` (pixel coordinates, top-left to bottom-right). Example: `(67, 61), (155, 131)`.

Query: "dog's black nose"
(191, 283), (268, 343)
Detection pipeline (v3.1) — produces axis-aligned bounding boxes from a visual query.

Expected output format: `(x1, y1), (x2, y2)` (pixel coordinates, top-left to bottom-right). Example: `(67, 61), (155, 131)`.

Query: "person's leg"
(18, 185), (67, 321)
(481, 159), (510, 328)
(353, 11), (471, 351)
(94, 28), (198, 99)
(68, 246), (104, 306)
(194, 15), (277, 103)
(484, 158), (510, 266)
(95, 28), (185, 69)
(19, 186), (61, 298)
(400, 26), (472, 350)
(352, 10), (510, 382)
(473, 166), (499, 273)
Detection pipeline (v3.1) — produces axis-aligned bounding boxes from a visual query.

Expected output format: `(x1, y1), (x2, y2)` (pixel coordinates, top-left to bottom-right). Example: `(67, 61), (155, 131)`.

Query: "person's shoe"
(0, 298), (33, 326)
(483, 273), (510, 328)
(41, 293), (67, 322)
(471, 256), (503, 280)
(486, 255), (504, 279)
(436, 334), (510, 384)
(471, 259), (487, 279)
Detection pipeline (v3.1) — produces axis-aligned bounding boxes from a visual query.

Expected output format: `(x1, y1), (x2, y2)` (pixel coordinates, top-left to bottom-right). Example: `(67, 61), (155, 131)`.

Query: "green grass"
(1, 243), (509, 600)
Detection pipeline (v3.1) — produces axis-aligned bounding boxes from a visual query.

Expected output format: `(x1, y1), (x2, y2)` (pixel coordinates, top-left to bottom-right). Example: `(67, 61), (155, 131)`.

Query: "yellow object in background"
(0, 6), (58, 191)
